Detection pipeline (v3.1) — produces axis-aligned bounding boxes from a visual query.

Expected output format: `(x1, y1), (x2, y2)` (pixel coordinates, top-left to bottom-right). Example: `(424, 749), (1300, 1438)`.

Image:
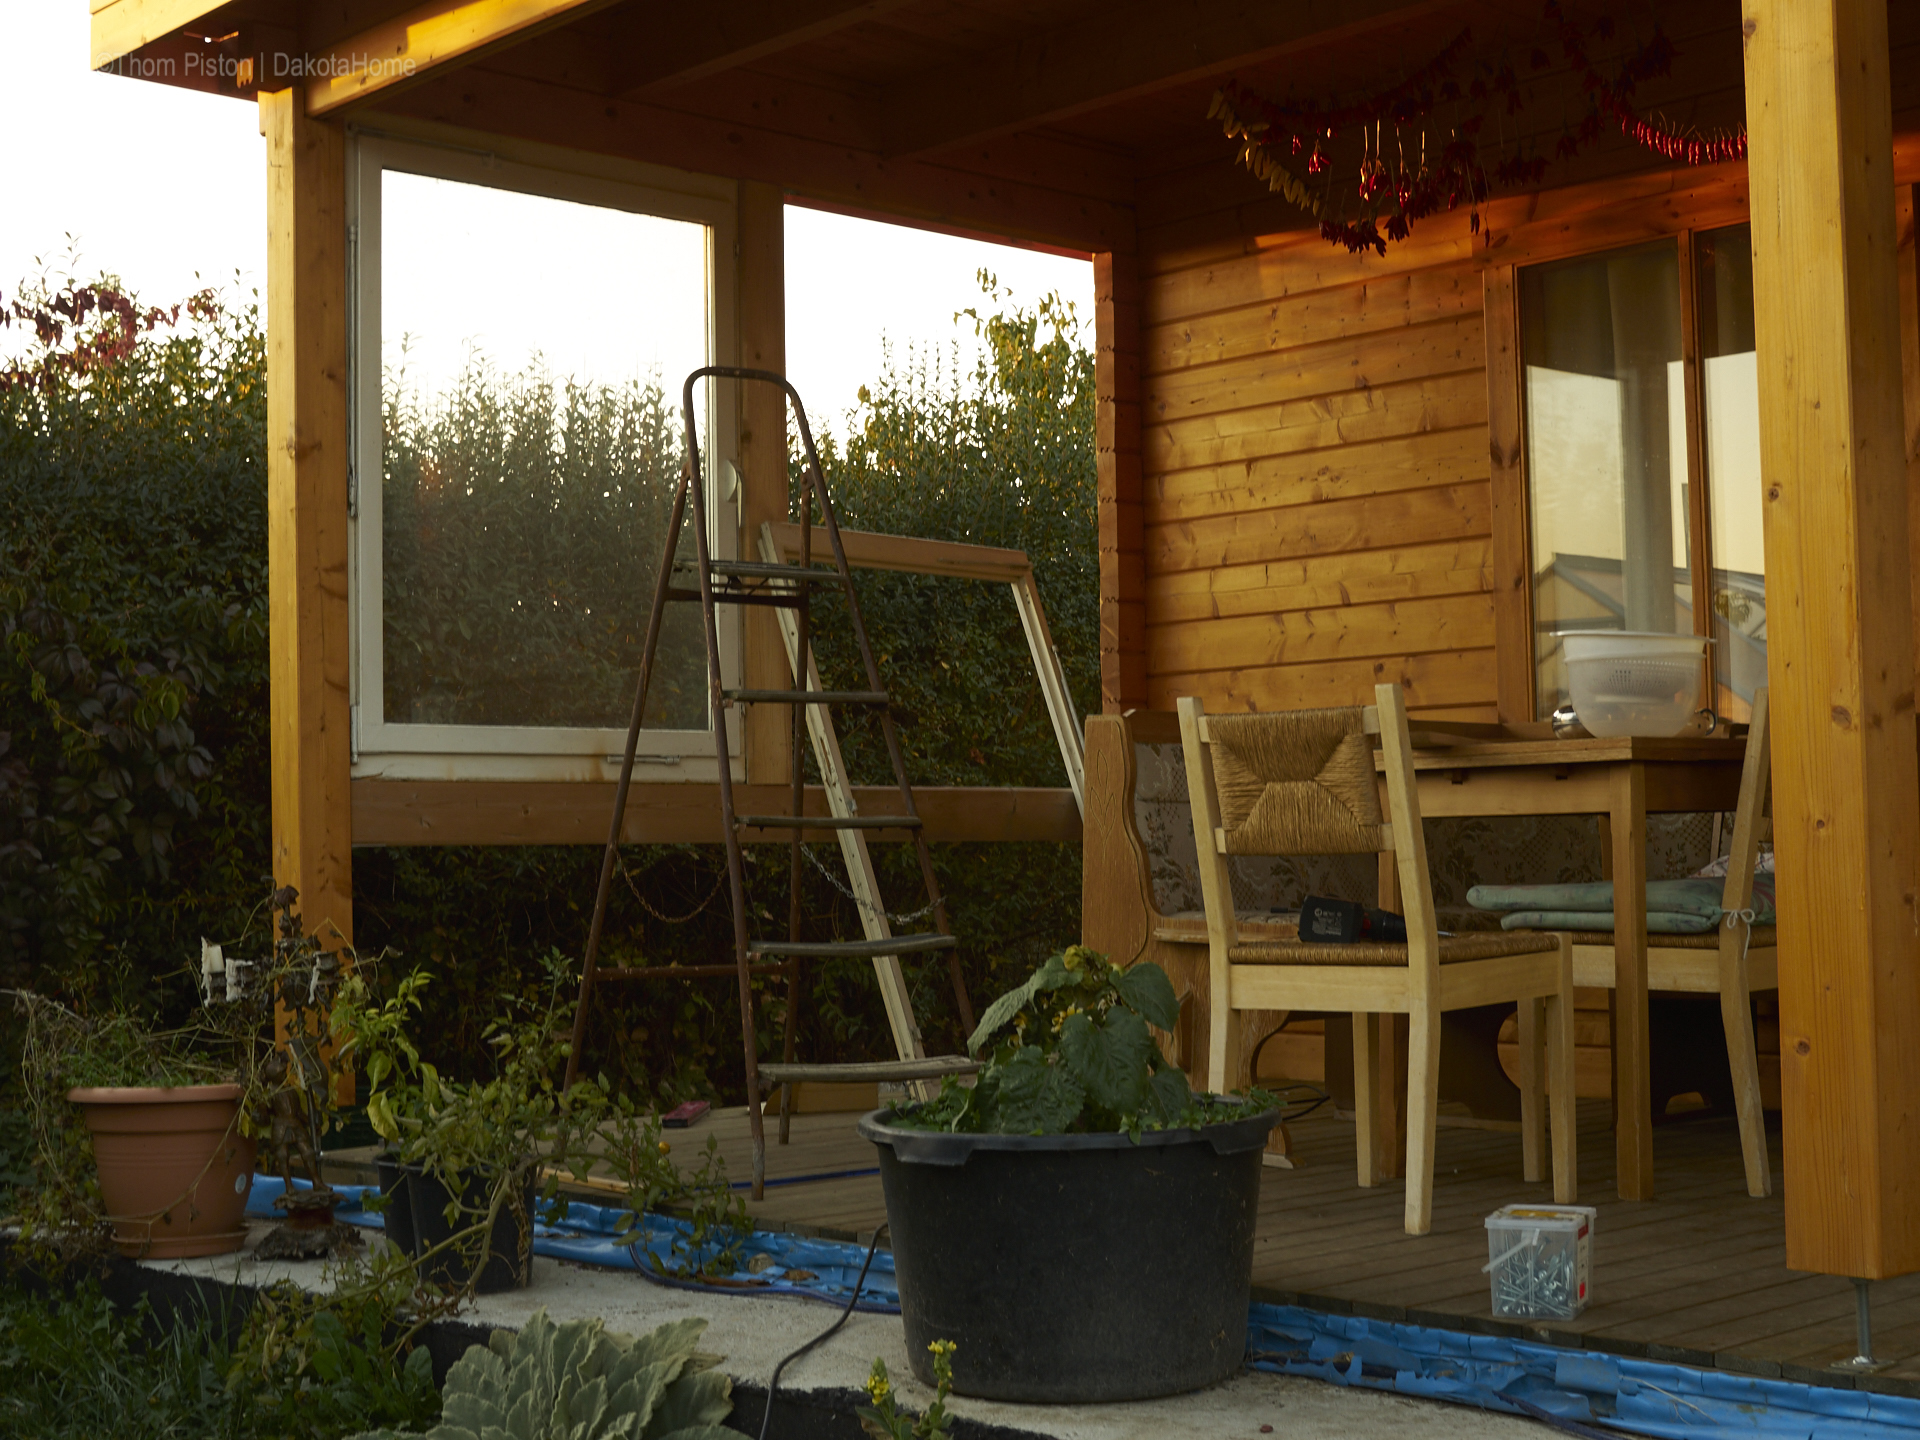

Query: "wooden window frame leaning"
(344, 126), (741, 783)
(763, 520), (1088, 815)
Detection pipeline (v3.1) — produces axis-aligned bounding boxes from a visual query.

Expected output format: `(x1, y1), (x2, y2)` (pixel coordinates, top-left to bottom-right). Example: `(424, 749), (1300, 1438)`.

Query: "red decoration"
(1213, 2), (1746, 256)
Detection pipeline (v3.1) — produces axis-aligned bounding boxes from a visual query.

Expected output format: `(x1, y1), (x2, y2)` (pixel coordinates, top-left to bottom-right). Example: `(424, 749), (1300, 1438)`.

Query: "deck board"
(648, 1098), (1920, 1390)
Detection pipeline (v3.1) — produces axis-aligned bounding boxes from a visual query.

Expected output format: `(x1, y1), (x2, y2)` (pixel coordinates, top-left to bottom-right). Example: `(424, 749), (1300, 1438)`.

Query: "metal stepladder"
(563, 367), (979, 1198)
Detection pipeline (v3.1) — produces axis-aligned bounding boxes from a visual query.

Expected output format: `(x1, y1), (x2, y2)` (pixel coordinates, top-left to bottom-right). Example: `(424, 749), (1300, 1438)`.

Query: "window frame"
(346, 130), (740, 781)
(1512, 226), (1745, 723)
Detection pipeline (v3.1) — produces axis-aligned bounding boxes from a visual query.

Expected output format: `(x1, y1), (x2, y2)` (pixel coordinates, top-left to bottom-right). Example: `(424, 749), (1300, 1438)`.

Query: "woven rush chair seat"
(1229, 930), (1563, 967)
(1153, 910), (1296, 944)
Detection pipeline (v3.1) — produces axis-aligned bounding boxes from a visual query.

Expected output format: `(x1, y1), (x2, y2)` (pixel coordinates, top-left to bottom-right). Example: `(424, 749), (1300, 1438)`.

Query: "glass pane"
(1521, 241), (1691, 718)
(1697, 224), (1764, 723)
(379, 169), (710, 731)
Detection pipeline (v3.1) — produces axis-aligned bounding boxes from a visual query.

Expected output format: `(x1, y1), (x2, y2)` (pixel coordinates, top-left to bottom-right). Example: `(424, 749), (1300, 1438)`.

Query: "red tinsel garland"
(1214, 2), (1747, 255)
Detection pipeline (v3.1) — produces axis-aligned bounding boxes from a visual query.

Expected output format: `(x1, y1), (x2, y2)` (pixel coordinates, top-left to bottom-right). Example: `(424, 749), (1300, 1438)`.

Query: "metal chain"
(616, 850), (726, 925)
(799, 841), (939, 927)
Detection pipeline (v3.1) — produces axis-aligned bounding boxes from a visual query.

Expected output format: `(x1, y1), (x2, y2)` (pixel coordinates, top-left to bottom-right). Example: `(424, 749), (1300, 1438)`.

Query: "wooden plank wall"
(1135, 216), (1501, 721)
(1128, 156), (1920, 722)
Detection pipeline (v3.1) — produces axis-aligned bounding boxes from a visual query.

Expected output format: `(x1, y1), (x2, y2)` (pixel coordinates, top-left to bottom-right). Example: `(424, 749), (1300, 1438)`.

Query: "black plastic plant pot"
(406, 1165), (536, 1294)
(857, 1108), (1279, 1403)
(375, 1154), (418, 1258)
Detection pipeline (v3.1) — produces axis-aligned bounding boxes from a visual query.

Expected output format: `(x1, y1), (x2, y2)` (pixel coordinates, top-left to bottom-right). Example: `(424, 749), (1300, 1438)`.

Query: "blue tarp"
(247, 1178), (1920, 1437)
(1246, 1303), (1920, 1437)
(246, 1176), (899, 1312)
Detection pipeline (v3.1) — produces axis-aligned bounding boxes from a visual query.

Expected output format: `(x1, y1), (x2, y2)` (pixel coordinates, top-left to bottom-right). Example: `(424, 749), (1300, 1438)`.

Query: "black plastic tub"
(857, 1108), (1279, 1403)
(374, 1154), (417, 1258)
(406, 1166), (535, 1294)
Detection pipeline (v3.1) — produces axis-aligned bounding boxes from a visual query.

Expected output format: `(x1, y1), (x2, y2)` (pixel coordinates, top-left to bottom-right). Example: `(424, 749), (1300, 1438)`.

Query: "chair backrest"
(1197, 706), (1386, 855)
(1178, 684), (1441, 978)
(1719, 686), (1772, 919)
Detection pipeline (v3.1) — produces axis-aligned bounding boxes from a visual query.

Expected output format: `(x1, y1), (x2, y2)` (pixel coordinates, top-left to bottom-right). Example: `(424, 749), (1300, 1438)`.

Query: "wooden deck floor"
(675, 1100), (1920, 1396)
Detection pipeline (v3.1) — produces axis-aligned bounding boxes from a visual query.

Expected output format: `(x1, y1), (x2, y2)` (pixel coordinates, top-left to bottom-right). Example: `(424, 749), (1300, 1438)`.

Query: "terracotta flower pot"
(67, 1084), (257, 1259)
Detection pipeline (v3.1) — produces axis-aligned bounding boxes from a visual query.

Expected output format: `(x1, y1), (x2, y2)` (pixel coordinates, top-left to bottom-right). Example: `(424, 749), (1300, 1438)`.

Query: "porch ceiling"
(89, 0), (1840, 253)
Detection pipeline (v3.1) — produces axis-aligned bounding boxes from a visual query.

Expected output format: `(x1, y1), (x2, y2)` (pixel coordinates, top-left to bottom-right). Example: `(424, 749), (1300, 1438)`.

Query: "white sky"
(1, 4), (1091, 434)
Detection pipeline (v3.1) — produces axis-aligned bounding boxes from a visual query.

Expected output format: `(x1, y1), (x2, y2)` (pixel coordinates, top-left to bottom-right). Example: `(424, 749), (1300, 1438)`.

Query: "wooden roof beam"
(90, 0), (232, 69)
(610, 0), (909, 101)
(874, 0), (1456, 159)
(304, 0), (627, 116)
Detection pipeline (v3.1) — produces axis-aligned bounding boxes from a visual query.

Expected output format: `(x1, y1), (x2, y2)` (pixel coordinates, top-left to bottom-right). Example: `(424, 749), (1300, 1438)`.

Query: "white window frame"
(347, 130), (740, 783)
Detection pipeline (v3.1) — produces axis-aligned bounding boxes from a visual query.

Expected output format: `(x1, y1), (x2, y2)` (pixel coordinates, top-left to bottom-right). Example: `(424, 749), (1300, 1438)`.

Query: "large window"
(349, 135), (737, 779)
(1521, 225), (1761, 721)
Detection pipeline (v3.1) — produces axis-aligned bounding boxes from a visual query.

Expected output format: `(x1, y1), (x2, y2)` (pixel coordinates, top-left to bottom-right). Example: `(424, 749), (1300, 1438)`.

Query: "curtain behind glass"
(1697, 224), (1764, 722)
(1521, 241), (1689, 718)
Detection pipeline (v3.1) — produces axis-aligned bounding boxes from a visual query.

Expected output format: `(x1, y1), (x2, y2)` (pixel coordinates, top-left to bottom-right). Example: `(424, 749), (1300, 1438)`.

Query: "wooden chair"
(1561, 687), (1776, 1197)
(1178, 684), (1577, 1235)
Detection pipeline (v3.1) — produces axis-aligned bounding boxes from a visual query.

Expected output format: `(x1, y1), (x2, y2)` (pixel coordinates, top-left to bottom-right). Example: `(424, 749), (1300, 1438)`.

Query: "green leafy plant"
(348, 1308), (734, 1440)
(1, 274), (269, 1008)
(0, 1279), (438, 1440)
(656, 1133), (750, 1278)
(891, 946), (1275, 1136)
(857, 1341), (956, 1440)
(338, 953), (749, 1284)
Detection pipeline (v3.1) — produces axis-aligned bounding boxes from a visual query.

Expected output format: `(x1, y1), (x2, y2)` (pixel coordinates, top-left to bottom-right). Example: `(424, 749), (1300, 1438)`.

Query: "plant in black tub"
(889, 944), (1274, 1135)
(857, 946), (1283, 1404)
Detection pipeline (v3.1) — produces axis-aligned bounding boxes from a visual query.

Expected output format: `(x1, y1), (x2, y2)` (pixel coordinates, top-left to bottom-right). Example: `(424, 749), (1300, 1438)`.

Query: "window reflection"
(1521, 241), (1690, 718)
(378, 169), (711, 732)
(1697, 224), (1763, 722)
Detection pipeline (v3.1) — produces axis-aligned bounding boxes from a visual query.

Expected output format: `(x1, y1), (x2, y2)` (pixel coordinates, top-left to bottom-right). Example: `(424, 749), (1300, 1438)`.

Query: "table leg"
(1609, 762), (1653, 1200)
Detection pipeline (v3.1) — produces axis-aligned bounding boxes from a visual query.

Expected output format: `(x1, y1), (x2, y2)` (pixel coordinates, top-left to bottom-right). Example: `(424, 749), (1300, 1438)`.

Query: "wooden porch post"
(1096, 249), (1147, 712)
(1743, 0), (1920, 1277)
(738, 181), (791, 783)
(262, 91), (353, 948)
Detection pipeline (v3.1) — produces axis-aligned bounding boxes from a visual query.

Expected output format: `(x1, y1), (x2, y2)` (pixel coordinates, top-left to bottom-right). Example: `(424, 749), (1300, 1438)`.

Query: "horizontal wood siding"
(1142, 217), (1496, 718)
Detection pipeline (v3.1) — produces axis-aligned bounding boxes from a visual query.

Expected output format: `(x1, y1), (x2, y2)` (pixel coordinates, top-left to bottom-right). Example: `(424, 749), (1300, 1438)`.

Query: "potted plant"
(10, 888), (350, 1260)
(335, 947), (605, 1295)
(23, 999), (259, 1260)
(857, 945), (1281, 1403)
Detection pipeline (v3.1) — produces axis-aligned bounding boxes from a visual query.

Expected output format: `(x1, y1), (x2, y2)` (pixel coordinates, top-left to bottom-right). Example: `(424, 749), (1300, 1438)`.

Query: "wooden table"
(1385, 733), (1747, 1201)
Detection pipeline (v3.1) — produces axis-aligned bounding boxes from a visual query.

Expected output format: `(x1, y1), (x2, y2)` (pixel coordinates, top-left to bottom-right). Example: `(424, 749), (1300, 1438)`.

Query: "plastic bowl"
(1561, 631), (1707, 738)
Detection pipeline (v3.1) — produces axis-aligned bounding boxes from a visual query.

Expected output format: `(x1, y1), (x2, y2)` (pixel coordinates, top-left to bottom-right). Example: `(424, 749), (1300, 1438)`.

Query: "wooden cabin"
(93, 0), (1920, 1303)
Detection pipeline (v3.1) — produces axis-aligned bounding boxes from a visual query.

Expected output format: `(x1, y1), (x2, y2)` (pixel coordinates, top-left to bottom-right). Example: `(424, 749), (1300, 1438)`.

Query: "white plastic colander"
(1561, 631), (1708, 738)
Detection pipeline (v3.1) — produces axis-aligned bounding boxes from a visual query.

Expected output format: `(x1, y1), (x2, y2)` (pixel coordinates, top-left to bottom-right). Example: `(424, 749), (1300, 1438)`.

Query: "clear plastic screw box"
(1484, 1204), (1596, 1320)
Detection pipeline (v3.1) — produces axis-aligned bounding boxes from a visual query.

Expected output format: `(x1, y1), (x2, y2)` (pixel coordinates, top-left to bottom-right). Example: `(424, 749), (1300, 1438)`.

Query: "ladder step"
(675, 560), (840, 583)
(749, 933), (956, 958)
(759, 1056), (979, 1085)
(736, 814), (922, 831)
(725, 688), (888, 706)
